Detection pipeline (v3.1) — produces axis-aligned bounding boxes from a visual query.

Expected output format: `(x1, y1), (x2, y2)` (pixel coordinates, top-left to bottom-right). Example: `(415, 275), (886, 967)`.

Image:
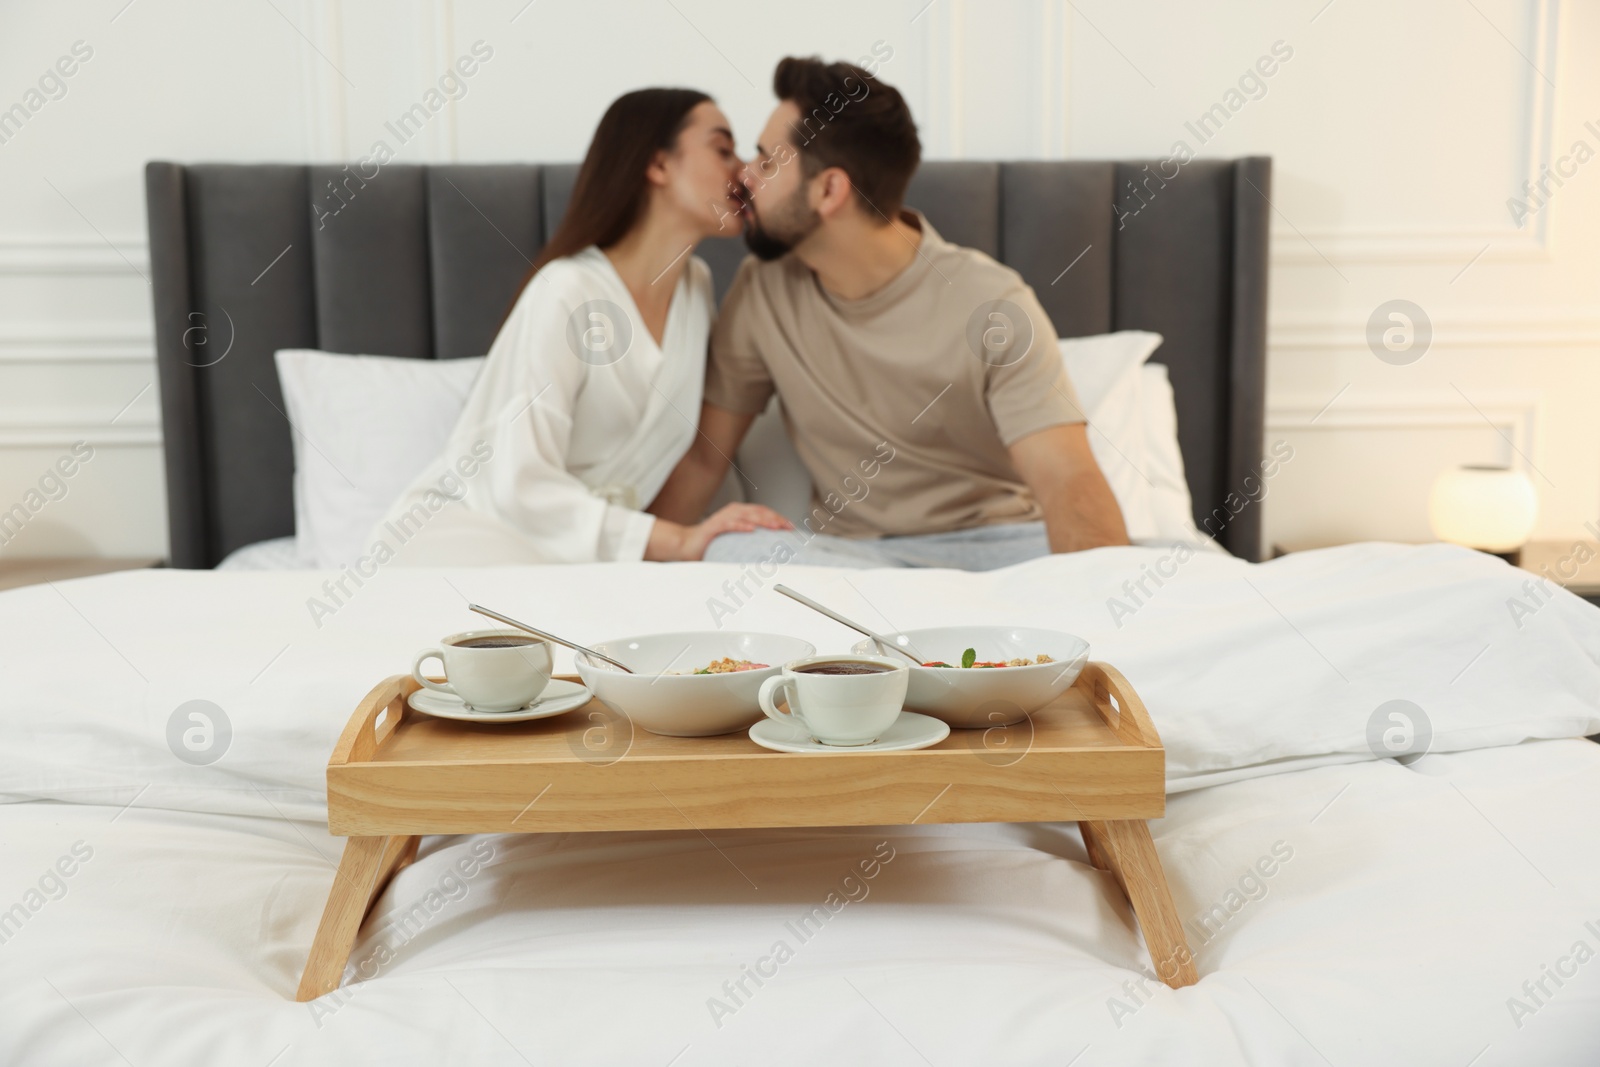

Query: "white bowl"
(574, 631), (817, 737)
(851, 625), (1090, 728)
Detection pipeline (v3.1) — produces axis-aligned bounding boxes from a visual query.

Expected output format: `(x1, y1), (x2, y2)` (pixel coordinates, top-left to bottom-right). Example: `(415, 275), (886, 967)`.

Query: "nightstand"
(1515, 540), (1600, 608)
(1269, 539), (1428, 559)
(0, 557), (164, 593)
(1270, 540), (1360, 559)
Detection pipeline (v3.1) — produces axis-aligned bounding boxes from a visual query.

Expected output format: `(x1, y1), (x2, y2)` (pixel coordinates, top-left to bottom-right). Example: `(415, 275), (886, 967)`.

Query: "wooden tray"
(296, 661), (1197, 1000)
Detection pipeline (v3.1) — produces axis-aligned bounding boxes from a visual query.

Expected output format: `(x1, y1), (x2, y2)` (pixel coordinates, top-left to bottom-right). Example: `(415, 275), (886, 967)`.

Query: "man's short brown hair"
(772, 55), (920, 220)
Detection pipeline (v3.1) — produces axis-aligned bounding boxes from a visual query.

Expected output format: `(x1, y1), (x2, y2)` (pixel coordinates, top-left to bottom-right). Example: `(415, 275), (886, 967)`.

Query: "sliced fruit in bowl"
(851, 625), (1089, 728)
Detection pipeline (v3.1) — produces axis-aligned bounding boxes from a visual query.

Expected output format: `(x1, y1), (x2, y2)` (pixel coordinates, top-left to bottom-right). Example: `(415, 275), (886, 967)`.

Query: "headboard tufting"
(146, 158), (1270, 567)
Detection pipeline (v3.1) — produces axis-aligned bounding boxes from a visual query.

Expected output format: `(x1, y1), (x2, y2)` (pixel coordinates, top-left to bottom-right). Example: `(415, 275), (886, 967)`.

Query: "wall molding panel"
(1270, 229), (1551, 266)
(1039, 0), (1070, 158)
(1273, 0), (1559, 265)
(419, 0), (460, 162)
(0, 238), (151, 276)
(0, 324), (154, 365)
(1270, 314), (1600, 352)
(295, 0), (349, 160)
(1521, 0), (1561, 252)
(1267, 391), (1543, 481)
(0, 413), (161, 449)
(916, 0), (963, 158)
(1269, 390), (1540, 433)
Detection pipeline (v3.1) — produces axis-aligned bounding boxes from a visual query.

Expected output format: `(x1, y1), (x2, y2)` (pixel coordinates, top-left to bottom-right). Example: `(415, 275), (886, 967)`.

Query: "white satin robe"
(375, 246), (711, 565)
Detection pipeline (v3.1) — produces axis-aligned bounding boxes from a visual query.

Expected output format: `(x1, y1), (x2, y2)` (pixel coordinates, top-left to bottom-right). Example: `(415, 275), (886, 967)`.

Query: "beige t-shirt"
(705, 213), (1085, 539)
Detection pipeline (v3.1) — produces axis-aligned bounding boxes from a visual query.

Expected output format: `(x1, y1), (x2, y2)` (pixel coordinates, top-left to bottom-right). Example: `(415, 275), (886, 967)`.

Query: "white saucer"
(748, 711), (950, 754)
(407, 679), (591, 724)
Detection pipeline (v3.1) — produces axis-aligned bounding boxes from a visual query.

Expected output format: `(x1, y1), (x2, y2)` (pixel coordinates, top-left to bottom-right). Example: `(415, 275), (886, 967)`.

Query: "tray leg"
(295, 834), (419, 1002)
(364, 834), (421, 925)
(1080, 821), (1112, 872)
(1081, 819), (1198, 989)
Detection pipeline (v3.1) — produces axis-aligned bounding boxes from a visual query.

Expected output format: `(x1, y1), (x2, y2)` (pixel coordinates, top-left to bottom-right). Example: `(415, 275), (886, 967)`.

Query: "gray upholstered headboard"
(145, 158), (1269, 568)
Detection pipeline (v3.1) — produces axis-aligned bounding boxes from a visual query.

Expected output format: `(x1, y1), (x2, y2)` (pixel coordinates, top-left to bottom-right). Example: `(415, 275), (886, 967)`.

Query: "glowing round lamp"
(1429, 465), (1538, 554)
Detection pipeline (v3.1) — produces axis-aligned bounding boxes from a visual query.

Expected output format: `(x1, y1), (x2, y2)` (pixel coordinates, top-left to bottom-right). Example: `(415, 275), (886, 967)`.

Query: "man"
(649, 56), (1127, 570)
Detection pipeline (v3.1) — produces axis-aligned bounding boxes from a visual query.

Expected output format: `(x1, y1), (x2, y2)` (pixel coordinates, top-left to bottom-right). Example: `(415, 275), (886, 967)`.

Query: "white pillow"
(1054, 331), (1209, 548)
(215, 535), (310, 571)
(1055, 331), (1164, 540)
(1138, 362), (1211, 547)
(274, 349), (484, 569)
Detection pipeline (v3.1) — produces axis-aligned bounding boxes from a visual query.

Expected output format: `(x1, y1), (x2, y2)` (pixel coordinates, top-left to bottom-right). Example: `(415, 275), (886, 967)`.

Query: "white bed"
(3, 544), (1598, 1065)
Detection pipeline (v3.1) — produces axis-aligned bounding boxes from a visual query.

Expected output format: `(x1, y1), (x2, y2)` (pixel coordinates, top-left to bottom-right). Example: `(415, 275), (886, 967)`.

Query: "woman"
(378, 89), (791, 565)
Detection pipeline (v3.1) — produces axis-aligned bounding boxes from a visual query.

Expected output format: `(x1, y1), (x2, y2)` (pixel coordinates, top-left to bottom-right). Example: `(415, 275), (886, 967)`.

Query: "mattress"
(3, 543), (1598, 1064)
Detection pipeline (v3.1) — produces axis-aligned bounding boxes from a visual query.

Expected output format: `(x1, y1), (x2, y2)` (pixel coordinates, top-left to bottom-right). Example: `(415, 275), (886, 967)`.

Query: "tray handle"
(1080, 662), (1162, 749)
(329, 674), (417, 767)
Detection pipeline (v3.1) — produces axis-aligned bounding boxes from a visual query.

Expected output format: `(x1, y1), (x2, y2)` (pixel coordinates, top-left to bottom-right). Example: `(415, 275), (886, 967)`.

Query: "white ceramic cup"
(758, 654), (909, 747)
(412, 629), (553, 712)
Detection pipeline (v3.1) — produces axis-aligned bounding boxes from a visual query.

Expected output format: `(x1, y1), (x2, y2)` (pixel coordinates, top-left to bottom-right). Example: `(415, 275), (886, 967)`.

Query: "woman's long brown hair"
(503, 88), (712, 324)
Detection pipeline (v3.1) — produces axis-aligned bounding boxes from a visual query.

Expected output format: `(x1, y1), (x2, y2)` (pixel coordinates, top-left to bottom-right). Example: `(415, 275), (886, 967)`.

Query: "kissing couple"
(376, 54), (1128, 570)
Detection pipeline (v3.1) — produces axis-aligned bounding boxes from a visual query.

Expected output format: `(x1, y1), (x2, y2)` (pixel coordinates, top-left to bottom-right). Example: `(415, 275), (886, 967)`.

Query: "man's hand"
(649, 403), (759, 524)
(1008, 423), (1130, 552)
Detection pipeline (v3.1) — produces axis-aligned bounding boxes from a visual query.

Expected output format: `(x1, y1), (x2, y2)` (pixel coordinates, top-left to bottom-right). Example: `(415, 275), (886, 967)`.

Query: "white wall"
(1, 0), (1595, 558)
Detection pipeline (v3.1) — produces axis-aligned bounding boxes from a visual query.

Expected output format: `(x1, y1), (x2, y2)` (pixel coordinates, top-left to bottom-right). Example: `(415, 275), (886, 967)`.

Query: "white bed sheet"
(3, 543), (1599, 1064)
(5, 543), (1596, 821)
(1, 740), (1596, 1065)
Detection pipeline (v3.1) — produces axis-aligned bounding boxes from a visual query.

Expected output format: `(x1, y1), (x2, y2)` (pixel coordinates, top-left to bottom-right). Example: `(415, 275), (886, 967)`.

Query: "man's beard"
(742, 189), (820, 262)
(743, 218), (797, 261)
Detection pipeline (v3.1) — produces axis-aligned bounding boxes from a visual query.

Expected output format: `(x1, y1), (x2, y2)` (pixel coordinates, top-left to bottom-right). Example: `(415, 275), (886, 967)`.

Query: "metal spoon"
(468, 604), (634, 674)
(772, 584), (927, 666)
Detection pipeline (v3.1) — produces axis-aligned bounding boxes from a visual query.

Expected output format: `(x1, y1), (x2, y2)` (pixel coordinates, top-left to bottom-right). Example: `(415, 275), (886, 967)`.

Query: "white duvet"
(2, 543), (1598, 1065)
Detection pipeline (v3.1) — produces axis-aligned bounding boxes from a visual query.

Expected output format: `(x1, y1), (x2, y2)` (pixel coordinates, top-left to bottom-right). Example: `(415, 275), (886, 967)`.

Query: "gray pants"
(703, 520), (1052, 571)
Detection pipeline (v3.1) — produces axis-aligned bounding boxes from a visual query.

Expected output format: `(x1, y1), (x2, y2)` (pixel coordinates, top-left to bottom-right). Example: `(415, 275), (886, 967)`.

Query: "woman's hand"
(683, 502), (793, 560)
(645, 503), (793, 562)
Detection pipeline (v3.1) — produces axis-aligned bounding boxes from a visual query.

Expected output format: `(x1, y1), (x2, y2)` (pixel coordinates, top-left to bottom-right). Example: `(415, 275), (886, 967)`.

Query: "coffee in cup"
(412, 629), (553, 712)
(794, 661), (893, 676)
(758, 654), (908, 746)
